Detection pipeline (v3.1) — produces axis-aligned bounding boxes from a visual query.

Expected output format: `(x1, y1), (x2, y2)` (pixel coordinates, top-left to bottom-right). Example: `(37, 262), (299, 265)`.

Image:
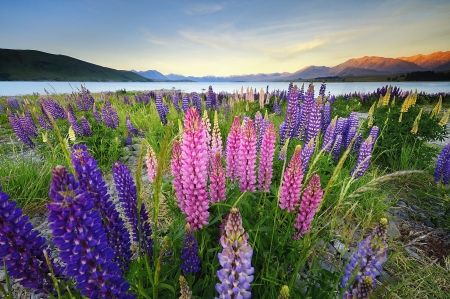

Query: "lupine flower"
(182, 93), (190, 113)
(280, 86), (299, 144)
(172, 92), (181, 113)
(180, 107), (209, 230)
(211, 111), (223, 157)
(331, 134), (343, 163)
(368, 126), (379, 143)
(156, 95), (168, 125)
(278, 137), (289, 161)
(322, 102), (331, 132)
(215, 207), (254, 299)
(22, 107), (38, 137)
(78, 116), (92, 136)
(210, 152), (226, 203)
(306, 101), (322, 144)
(192, 92), (202, 114)
(126, 134), (132, 146)
(258, 123), (276, 192)
(8, 110), (35, 148)
(322, 117), (337, 152)
(71, 145), (132, 270)
(81, 87), (95, 111)
(163, 102), (169, 116)
(279, 145), (303, 212)
(341, 218), (388, 298)
(93, 105), (102, 123)
(344, 113), (359, 149)
(350, 136), (373, 179)
(435, 143), (450, 184)
(181, 223), (201, 275)
(225, 116), (242, 182)
(126, 113), (140, 136)
(301, 138), (316, 173)
(68, 111), (84, 137)
(0, 186), (61, 295)
(0, 102), (5, 114)
(278, 285), (290, 299)
(172, 140), (186, 213)
(42, 97), (66, 119)
(48, 166), (135, 298)
(101, 107), (117, 129)
(207, 85), (217, 109)
(238, 119), (257, 192)
(294, 174), (323, 237)
(113, 162), (153, 259)
(179, 275), (193, 299)
(145, 145), (158, 183)
(273, 102), (282, 116)
(106, 99), (120, 128)
(343, 276), (373, 299)
(254, 111), (267, 152)
(297, 84), (315, 140)
(6, 97), (20, 110)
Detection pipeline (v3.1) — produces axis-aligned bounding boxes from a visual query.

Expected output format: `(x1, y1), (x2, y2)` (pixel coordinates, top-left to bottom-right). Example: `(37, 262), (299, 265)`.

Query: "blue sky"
(1, 0), (450, 76)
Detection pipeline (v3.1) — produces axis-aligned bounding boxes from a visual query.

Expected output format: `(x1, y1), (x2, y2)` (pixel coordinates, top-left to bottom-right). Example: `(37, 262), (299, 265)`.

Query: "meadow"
(0, 83), (449, 299)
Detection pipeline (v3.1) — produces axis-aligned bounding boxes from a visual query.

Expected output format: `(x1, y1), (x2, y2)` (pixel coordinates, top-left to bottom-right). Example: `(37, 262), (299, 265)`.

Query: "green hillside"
(0, 49), (151, 82)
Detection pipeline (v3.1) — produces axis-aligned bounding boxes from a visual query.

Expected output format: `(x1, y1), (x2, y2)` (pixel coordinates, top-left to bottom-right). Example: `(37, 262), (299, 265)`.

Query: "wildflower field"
(0, 84), (449, 299)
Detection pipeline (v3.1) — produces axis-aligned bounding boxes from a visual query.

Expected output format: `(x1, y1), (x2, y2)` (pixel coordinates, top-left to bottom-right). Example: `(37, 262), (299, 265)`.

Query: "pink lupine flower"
(239, 119), (257, 192)
(279, 145), (303, 212)
(181, 107), (210, 230)
(225, 116), (242, 182)
(202, 110), (212, 166)
(171, 140), (185, 213)
(211, 111), (223, 157)
(258, 123), (276, 192)
(210, 152), (226, 203)
(145, 145), (158, 183)
(294, 174), (323, 237)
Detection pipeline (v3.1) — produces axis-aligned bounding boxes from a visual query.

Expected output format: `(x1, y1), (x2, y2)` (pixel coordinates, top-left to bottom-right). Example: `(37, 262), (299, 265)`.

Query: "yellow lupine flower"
(410, 108), (422, 134)
(439, 109), (449, 126)
(42, 132), (48, 143)
(382, 86), (391, 106)
(431, 95), (442, 118)
(367, 102), (376, 127)
(391, 96), (396, 107)
(398, 112), (403, 123)
(68, 126), (76, 142)
(377, 94), (383, 107)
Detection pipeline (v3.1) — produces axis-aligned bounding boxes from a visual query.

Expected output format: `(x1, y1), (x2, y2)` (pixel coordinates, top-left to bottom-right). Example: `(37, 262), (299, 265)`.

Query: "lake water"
(1, 81), (450, 96)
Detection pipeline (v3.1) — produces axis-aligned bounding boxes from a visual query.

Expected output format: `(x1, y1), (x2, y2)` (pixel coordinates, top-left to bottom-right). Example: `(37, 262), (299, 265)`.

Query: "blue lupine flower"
(181, 224), (201, 275)
(350, 136), (373, 179)
(156, 95), (168, 125)
(8, 110), (34, 148)
(80, 116), (92, 136)
(182, 94), (190, 113)
(435, 143), (450, 184)
(101, 107), (117, 129)
(191, 92), (202, 114)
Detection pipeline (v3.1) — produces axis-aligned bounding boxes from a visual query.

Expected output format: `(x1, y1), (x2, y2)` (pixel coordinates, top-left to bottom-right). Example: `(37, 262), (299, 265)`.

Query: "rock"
(405, 246), (421, 260)
(333, 240), (347, 254)
(342, 252), (352, 262)
(397, 200), (407, 207)
(423, 219), (435, 228)
(132, 143), (141, 152)
(327, 243), (337, 255)
(318, 261), (338, 273)
(418, 212), (426, 219)
(387, 219), (401, 239)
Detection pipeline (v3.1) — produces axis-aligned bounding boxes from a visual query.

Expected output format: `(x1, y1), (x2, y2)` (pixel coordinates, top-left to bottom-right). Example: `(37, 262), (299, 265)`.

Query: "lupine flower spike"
(181, 223), (201, 275)
(350, 136), (373, 179)
(278, 285), (290, 299)
(226, 116), (242, 182)
(279, 145), (303, 212)
(145, 145), (158, 183)
(435, 143), (450, 184)
(210, 152), (226, 203)
(258, 123), (276, 192)
(294, 174), (323, 238)
(238, 119), (257, 192)
(172, 140), (186, 213)
(211, 111), (223, 157)
(215, 207), (254, 299)
(179, 275), (193, 299)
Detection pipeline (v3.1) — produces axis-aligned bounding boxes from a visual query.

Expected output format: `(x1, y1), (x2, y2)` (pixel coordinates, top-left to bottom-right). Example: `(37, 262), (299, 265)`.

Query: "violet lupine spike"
(48, 166), (135, 298)
(350, 136), (373, 179)
(369, 126), (379, 143)
(297, 84), (315, 141)
(294, 174), (323, 237)
(6, 97), (20, 110)
(42, 98), (66, 120)
(435, 143), (450, 184)
(284, 86), (300, 141)
(207, 85), (217, 110)
(22, 107), (38, 137)
(322, 102), (331, 133)
(126, 113), (140, 136)
(211, 111), (223, 157)
(279, 122), (288, 151)
(273, 102), (282, 116)
(156, 94), (168, 125)
(319, 82), (326, 99)
(341, 219), (388, 298)
(345, 113), (359, 148)
(35, 113), (52, 130)
(0, 186), (62, 295)
(171, 140), (186, 213)
(238, 119), (257, 192)
(171, 93), (181, 113)
(180, 107), (210, 230)
(191, 92), (202, 114)
(182, 93), (190, 113)
(225, 116), (242, 182)
(210, 152), (226, 203)
(101, 107), (117, 129)
(343, 276), (373, 299)
(305, 101), (322, 144)
(71, 145), (132, 271)
(145, 145), (158, 184)
(0, 102), (5, 114)
(163, 102), (169, 116)
(126, 134), (132, 146)
(181, 223), (201, 275)
(68, 112), (84, 137)
(322, 118), (337, 152)
(279, 145), (303, 212)
(202, 110), (212, 172)
(352, 133), (363, 154)
(215, 207), (254, 299)
(80, 116), (93, 136)
(8, 110), (35, 148)
(112, 162), (154, 259)
(301, 138), (316, 173)
(93, 105), (102, 123)
(106, 99), (120, 128)
(332, 134), (343, 163)
(258, 123), (276, 192)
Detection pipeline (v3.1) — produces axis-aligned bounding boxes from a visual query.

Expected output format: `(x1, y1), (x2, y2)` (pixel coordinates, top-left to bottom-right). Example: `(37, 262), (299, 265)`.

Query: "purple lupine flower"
(81, 87), (95, 111)
(254, 111), (263, 151)
(126, 134), (132, 146)
(301, 138), (316, 173)
(343, 276), (373, 299)
(106, 99), (120, 128)
(279, 121), (288, 151)
(182, 93), (190, 113)
(352, 132), (363, 154)
(48, 166), (135, 298)
(331, 134), (343, 163)
(207, 85), (217, 110)
(113, 162), (154, 259)
(0, 186), (62, 295)
(225, 116), (242, 182)
(278, 137), (289, 162)
(305, 101), (322, 144)
(279, 145), (303, 212)
(22, 107), (38, 137)
(294, 174), (323, 237)
(145, 145), (158, 184)
(171, 140), (186, 213)
(369, 126), (379, 143)
(93, 105), (102, 123)
(350, 136), (373, 179)
(180, 108), (210, 230)
(126, 113), (140, 136)
(123, 95), (130, 105)
(281, 86), (299, 142)
(35, 112), (52, 130)
(171, 93), (181, 113)
(239, 119), (257, 192)
(42, 97), (66, 119)
(258, 123), (276, 192)
(0, 102), (5, 114)
(210, 152), (226, 203)
(8, 110), (34, 148)
(435, 143), (450, 184)
(319, 82), (326, 99)
(101, 107), (117, 129)
(215, 207), (254, 299)
(143, 95), (150, 105)
(322, 118), (337, 152)
(273, 102), (282, 116)
(6, 97), (20, 110)
(71, 145), (132, 270)
(192, 92), (202, 114)
(297, 84), (315, 140)
(181, 223), (201, 275)
(345, 113), (359, 148)
(341, 218), (388, 298)
(163, 102), (169, 115)
(322, 102), (331, 133)
(80, 116), (92, 136)
(156, 94), (168, 125)
(68, 112), (84, 137)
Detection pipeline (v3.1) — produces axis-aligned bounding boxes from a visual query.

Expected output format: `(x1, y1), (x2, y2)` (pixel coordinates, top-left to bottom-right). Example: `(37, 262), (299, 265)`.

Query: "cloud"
(185, 4), (222, 16)
(141, 28), (181, 47)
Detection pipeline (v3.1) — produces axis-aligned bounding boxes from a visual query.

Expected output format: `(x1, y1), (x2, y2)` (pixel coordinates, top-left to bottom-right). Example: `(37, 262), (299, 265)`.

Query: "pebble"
(333, 240), (347, 254)
(387, 219), (401, 239)
(405, 246), (421, 260)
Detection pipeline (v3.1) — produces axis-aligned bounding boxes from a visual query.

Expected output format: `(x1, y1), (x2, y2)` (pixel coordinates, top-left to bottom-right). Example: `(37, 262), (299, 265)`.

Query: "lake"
(1, 81), (450, 96)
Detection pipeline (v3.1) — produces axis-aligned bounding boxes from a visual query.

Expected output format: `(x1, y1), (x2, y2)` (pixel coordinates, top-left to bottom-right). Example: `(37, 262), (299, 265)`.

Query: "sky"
(1, 0), (450, 76)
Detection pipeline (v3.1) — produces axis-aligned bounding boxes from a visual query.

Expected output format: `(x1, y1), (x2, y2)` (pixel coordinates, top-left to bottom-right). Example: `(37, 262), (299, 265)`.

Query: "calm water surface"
(1, 81), (450, 96)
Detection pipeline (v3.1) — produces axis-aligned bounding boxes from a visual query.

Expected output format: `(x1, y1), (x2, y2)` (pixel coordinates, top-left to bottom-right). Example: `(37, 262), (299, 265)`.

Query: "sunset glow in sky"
(1, 0), (450, 76)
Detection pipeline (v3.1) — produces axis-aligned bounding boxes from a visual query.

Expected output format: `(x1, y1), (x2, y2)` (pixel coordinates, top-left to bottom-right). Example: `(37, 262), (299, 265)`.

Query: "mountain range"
(133, 51), (450, 82)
